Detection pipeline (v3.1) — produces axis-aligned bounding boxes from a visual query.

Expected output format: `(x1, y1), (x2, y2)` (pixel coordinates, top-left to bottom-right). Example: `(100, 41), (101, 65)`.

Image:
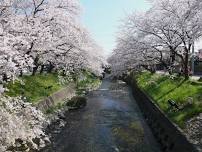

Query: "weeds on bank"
(136, 72), (202, 128)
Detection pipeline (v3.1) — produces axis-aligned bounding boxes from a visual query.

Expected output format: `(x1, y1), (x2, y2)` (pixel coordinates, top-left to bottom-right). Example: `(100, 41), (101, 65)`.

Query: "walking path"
(156, 70), (202, 80)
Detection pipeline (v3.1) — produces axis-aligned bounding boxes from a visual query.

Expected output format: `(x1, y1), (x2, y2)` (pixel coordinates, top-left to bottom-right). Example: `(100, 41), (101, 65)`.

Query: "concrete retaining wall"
(129, 78), (198, 152)
(36, 83), (76, 111)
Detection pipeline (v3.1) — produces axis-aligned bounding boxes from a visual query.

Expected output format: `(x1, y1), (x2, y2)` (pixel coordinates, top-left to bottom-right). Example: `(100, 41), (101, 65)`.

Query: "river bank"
(132, 71), (202, 151)
(40, 79), (161, 152)
(0, 71), (101, 152)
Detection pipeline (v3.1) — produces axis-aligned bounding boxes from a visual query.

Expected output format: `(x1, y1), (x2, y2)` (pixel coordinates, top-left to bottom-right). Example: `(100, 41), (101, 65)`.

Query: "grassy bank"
(5, 71), (101, 104)
(135, 72), (202, 128)
(76, 71), (101, 95)
(5, 73), (63, 103)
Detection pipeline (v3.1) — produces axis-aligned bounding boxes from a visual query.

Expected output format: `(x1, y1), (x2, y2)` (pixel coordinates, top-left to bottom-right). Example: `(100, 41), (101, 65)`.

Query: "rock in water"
(66, 96), (87, 110)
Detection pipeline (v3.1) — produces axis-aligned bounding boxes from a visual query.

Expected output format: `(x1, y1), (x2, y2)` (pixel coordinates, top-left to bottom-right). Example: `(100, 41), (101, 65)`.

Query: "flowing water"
(42, 79), (161, 152)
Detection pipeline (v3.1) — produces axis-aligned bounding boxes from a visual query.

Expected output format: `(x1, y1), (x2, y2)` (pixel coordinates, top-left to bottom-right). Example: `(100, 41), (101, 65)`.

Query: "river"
(41, 79), (161, 152)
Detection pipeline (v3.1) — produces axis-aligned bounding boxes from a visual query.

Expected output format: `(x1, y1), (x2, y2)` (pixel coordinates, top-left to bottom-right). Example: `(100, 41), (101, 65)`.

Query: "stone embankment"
(36, 83), (76, 111)
(128, 78), (199, 152)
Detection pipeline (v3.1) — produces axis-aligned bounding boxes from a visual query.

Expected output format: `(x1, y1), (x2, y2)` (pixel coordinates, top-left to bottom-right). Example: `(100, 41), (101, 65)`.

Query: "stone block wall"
(36, 83), (76, 111)
(129, 78), (198, 152)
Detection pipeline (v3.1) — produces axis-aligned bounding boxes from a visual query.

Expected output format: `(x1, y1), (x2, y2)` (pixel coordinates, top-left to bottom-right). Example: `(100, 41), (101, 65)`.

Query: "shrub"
(66, 96), (87, 110)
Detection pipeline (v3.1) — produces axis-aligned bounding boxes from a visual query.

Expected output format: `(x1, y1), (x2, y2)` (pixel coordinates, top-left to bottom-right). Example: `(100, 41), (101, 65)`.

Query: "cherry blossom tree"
(0, 96), (48, 151)
(0, 0), (105, 83)
(109, 0), (202, 79)
(151, 0), (202, 78)
(0, 0), (106, 151)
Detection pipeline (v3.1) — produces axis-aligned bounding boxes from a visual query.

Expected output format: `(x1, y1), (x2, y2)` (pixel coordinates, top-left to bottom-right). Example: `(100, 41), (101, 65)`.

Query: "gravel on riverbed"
(185, 113), (202, 151)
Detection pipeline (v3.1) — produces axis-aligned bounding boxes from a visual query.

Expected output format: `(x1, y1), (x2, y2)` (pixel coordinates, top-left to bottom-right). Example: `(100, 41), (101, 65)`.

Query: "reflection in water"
(41, 79), (161, 152)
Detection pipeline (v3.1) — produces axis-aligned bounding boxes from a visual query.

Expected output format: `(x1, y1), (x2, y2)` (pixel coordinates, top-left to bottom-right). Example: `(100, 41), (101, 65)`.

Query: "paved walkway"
(156, 70), (202, 80)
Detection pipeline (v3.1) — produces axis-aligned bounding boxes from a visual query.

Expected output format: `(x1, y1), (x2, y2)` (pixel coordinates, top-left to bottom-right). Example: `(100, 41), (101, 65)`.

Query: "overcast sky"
(80, 0), (151, 56)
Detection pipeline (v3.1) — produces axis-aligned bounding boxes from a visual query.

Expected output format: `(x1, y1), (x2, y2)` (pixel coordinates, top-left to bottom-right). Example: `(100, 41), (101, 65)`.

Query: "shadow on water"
(41, 79), (161, 152)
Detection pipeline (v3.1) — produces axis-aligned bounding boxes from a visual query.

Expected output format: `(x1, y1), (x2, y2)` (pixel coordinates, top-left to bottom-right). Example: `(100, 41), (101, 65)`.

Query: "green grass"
(5, 71), (101, 103)
(45, 102), (64, 114)
(5, 73), (63, 104)
(76, 70), (101, 94)
(135, 71), (202, 128)
(5, 71), (100, 104)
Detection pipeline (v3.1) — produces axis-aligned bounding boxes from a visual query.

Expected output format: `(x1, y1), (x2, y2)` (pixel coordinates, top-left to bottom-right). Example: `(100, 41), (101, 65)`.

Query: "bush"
(45, 103), (64, 114)
(66, 96), (87, 110)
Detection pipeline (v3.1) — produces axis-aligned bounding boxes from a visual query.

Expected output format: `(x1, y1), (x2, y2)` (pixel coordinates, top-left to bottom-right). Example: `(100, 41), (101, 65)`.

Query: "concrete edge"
(128, 78), (198, 152)
(35, 83), (76, 111)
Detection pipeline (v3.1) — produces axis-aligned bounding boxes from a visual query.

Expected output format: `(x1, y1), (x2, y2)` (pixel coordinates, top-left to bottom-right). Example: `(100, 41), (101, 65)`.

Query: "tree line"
(108, 0), (202, 79)
(0, 0), (106, 85)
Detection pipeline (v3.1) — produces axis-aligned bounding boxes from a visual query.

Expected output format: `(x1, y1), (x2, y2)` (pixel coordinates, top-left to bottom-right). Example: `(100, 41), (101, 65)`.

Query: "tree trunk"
(141, 65), (156, 73)
(62, 70), (66, 76)
(160, 60), (170, 72)
(40, 65), (45, 74)
(184, 48), (189, 80)
(32, 65), (39, 76)
(48, 62), (54, 73)
(3, 73), (8, 82)
(32, 56), (40, 76)
(170, 50), (176, 65)
(19, 70), (23, 77)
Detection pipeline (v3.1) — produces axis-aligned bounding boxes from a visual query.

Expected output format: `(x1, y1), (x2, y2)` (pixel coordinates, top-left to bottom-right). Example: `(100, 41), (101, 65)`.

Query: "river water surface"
(42, 79), (161, 152)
